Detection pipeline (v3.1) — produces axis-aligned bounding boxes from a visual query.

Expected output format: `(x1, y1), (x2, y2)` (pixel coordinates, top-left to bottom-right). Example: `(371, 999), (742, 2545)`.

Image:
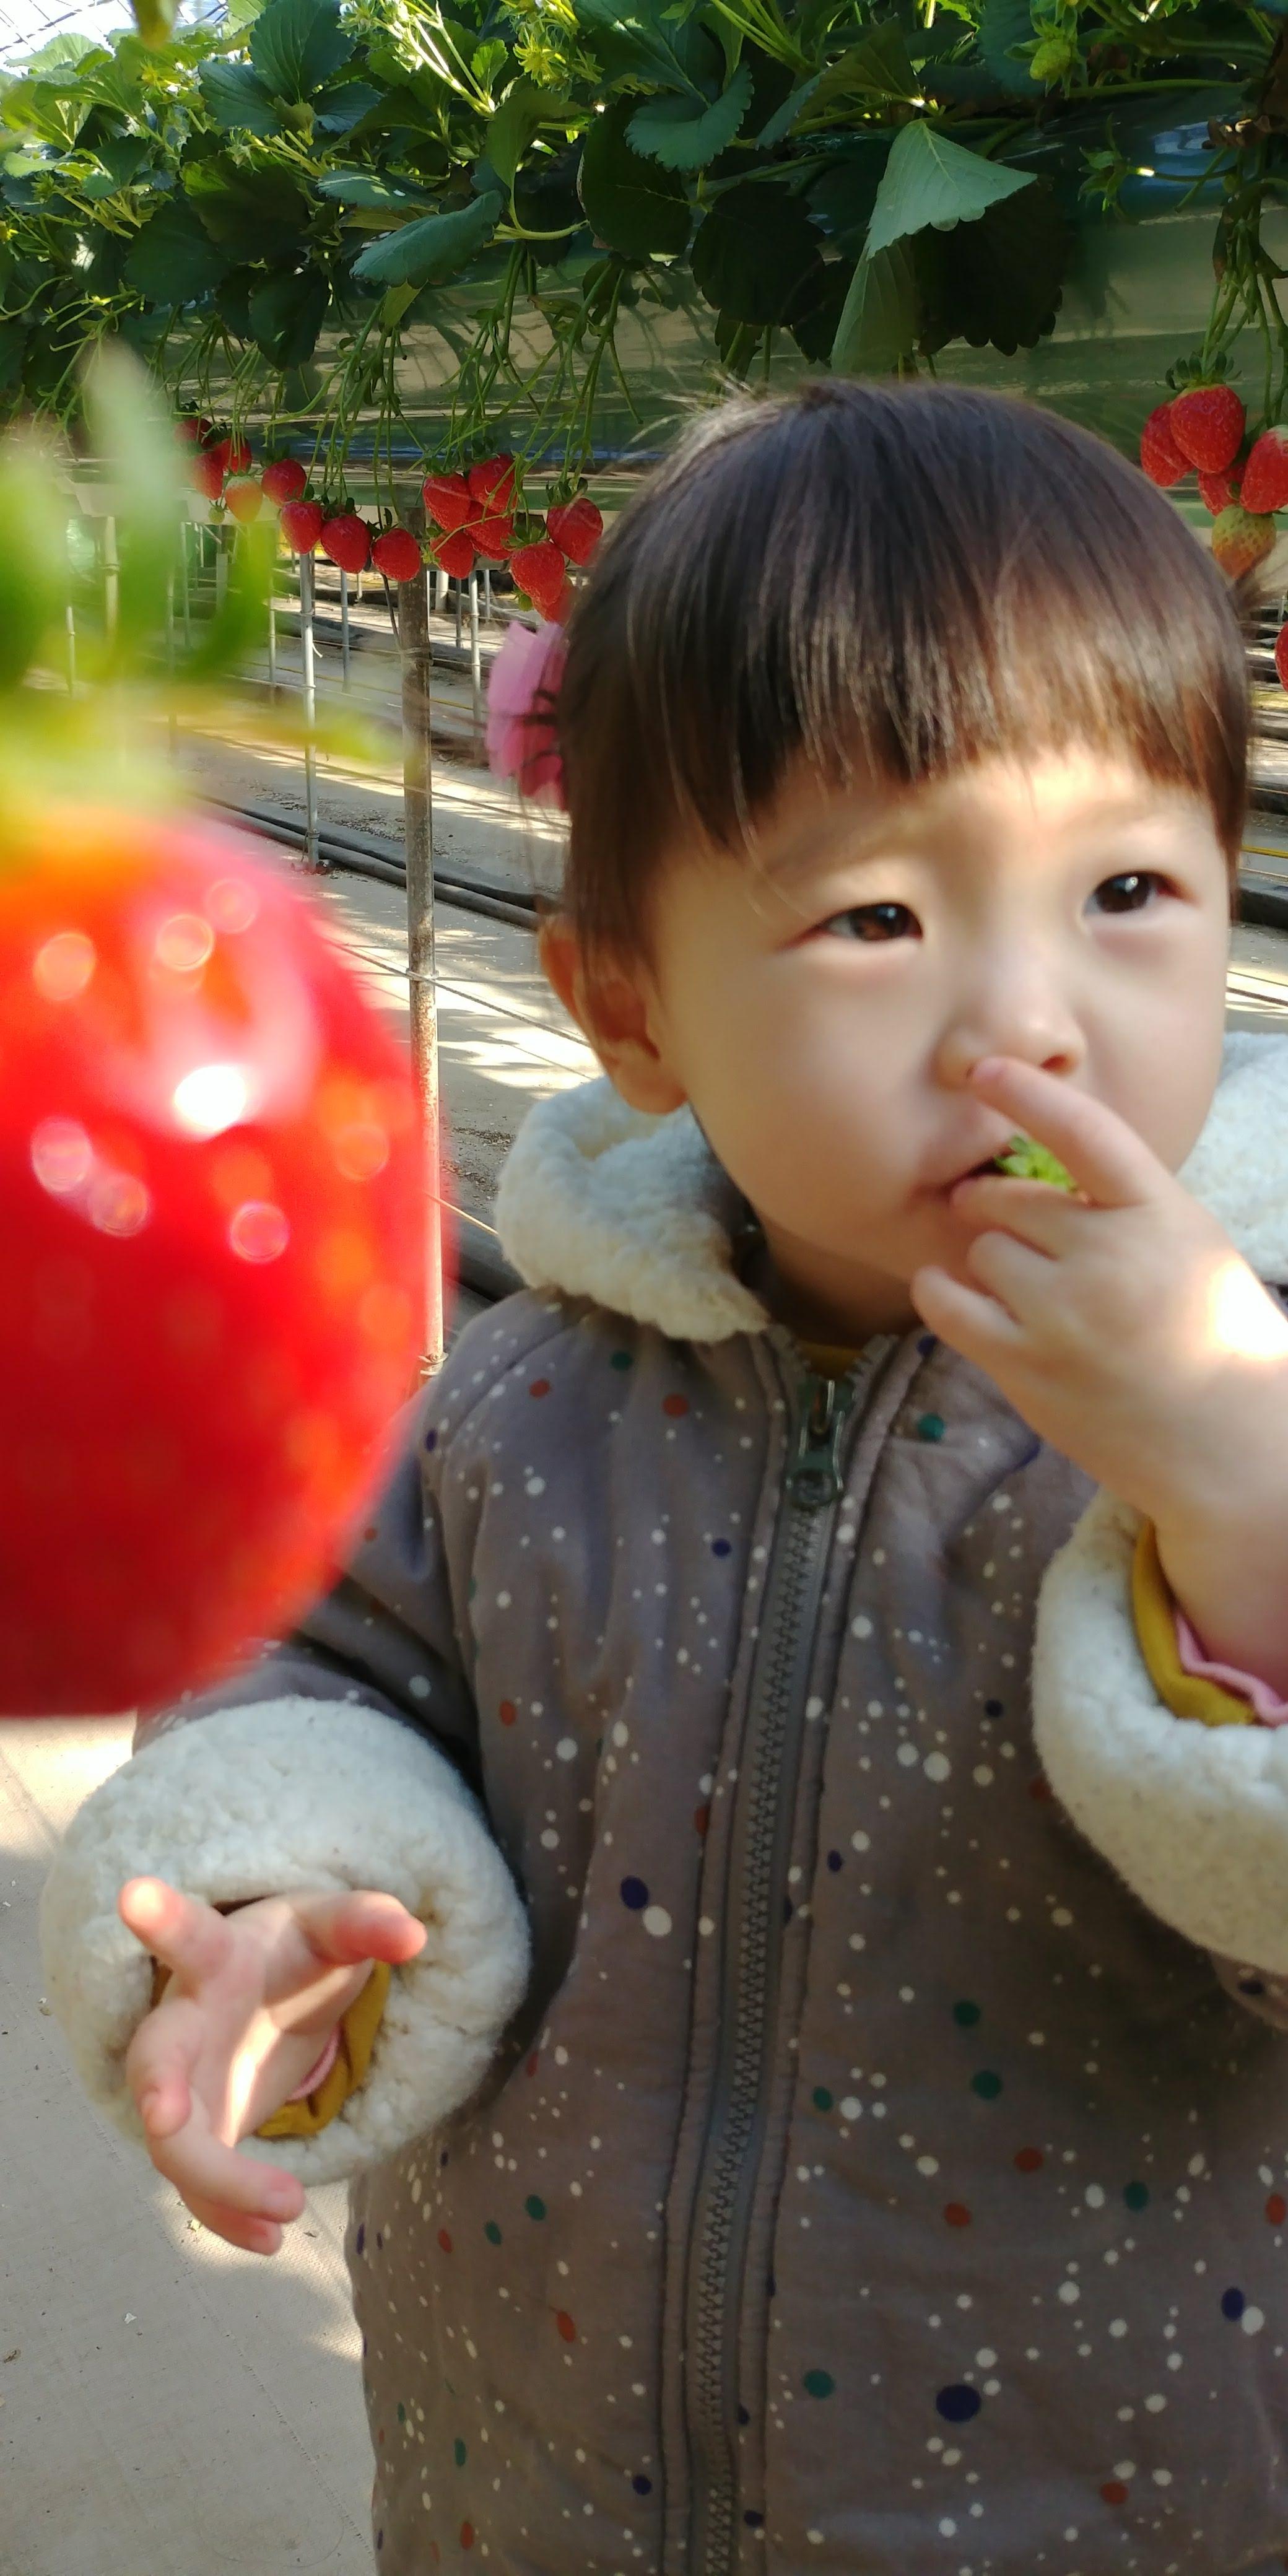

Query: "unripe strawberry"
(320, 513), (372, 574)
(1239, 425), (1288, 516)
(1169, 384), (1245, 474)
(422, 471), (474, 532)
(224, 475), (263, 526)
(471, 515), (516, 562)
(372, 526), (424, 584)
(281, 499), (325, 555)
(547, 497), (603, 564)
(189, 451), (225, 503)
(1210, 503), (1276, 580)
(1139, 404), (1188, 489)
(261, 457), (309, 507)
(468, 452), (515, 512)
(431, 529), (476, 579)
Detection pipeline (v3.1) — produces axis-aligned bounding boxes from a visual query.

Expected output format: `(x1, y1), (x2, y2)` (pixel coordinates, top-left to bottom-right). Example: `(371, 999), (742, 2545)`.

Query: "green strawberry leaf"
(866, 118), (1035, 257)
(628, 63), (754, 171)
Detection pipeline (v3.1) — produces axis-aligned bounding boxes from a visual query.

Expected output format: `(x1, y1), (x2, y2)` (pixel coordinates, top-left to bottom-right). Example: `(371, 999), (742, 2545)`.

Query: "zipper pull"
(786, 1373), (853, 1510)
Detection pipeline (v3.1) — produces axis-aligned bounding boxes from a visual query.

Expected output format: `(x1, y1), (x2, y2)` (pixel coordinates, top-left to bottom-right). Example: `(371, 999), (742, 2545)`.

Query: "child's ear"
(538, 918), (687, 1116)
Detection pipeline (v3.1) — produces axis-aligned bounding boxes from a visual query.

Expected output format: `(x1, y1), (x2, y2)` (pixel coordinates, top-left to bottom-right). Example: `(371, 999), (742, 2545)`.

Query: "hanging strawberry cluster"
(176, 413), (426, 586)
(1139, 362), (1288, 676)
(175, 416), (603, 614)
(422, 453), (603, 622)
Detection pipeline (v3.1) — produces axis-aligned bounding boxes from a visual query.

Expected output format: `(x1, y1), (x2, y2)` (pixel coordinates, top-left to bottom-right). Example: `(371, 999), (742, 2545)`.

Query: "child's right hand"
(118, 1874), (427, 2256)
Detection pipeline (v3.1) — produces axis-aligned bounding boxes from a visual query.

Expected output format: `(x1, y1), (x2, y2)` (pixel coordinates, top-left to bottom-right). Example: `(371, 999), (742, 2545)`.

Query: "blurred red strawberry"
(467, 453), (515, 512)
(320, 512), (372, 573)
(511, 536), (570, 620)
(261, 458), (309, 506)
(372, 526), (424, 583)
(471, 515), (516, 562)
(281, 499), (325, 555)
(422, 471), (474, 532)
(547, 497), (603, 565)
(207, 433), (253, 477)
(432, 528), (476, 578)
(189, 453), (225, 504)
(0, 811), (432, 1717)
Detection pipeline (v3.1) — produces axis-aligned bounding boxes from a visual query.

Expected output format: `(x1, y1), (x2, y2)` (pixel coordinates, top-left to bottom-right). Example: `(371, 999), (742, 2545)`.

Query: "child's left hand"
(910, 1056), (1288, 1537)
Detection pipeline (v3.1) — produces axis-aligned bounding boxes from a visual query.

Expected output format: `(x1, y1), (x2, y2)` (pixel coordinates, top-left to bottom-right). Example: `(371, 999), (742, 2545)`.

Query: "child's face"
(575, 749), (1232, 1346)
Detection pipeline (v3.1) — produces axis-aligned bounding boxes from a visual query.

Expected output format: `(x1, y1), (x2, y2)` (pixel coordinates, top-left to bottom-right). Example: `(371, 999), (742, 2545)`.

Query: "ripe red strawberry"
(175, 413), (212, 448)
(1168, 385), (1245, 474)
(468, 452), (515, 513)
(547, 497), (603, 565)
(422, 471), (474, 533)
(1238, 425), (1288, 516)
(205, 433), (253, 477)
(224, 475), (263, 527)
(261, 456), (309, 507)
(431, 529), (476, 579)
(320, 512), (372, 573)
(0, 809), (429, 1715)
(1198, 463), (1243, 515)
(1139, 404), (1188, 489)
(1276, 624), (1288, 692)
(511, 537), (569, 618)
(189, 451), (225, 504)
(372, 526), (424, 584)
(471, 514), (516, 562)
(281, 498), (324, 555)
(1210, 503), (1276, 580)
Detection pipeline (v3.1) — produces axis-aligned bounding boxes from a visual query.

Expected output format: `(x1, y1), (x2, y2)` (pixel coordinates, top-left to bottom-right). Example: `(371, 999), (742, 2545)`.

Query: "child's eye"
(1089, 870), (1166, 915)
(822, 901), (920, 943)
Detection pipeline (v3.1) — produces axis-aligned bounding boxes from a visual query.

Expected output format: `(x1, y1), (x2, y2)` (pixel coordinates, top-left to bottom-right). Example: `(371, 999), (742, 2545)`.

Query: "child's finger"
(119, 1876), (231, 1988)
(910, 1262), (1025, 1366)
(181, 2187), (286, 2258)
(150, 2118), (305, 2226)
(125, 1993), (202, 2138)
(290, 1888), (427, 1973)
(967, 1060), (1168, 1211)
(949, 1173), (1087, 1250)
(964, 1228), (1058, 1321)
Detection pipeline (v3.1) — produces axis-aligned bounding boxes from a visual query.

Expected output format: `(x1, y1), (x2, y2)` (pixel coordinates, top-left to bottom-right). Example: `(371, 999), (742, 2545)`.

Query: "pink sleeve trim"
(285, 2027), (341, 2102)
(1175, 1606), (1288, 1726)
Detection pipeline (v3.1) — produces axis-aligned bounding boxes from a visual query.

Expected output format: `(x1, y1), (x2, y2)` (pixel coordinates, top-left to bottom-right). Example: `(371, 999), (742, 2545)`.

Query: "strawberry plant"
(3, 0), (1282, 529)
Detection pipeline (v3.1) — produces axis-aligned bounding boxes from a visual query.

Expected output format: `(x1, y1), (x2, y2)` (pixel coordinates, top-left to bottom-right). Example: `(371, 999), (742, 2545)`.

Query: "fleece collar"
(494, 1033), (1288, 1345)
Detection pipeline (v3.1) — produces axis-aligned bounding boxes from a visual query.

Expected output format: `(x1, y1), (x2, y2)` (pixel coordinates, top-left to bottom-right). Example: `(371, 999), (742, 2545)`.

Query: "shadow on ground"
(0, 1721), (374, 2576)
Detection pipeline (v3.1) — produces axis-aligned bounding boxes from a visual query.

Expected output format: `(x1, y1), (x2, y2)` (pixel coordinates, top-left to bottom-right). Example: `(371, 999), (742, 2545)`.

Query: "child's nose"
(936, 982), (1086, 1089)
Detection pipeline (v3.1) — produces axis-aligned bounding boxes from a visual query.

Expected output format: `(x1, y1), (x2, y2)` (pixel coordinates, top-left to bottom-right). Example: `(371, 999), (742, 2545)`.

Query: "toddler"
(42, 380), (1288, 2576)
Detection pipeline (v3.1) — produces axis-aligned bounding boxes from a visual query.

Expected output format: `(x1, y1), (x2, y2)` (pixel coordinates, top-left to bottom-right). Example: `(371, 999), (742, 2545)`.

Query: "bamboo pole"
(298, 550), (320, 870)
(401, 501), (445, 1378)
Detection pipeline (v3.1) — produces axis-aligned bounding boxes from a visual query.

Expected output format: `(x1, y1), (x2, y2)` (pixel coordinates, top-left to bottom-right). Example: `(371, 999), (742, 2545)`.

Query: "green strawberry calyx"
(993, 1133), (1078, 1190)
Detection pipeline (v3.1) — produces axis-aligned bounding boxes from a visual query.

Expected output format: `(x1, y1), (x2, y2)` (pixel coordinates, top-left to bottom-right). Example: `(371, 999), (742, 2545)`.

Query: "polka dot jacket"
(41, 1034), (1288, 2576)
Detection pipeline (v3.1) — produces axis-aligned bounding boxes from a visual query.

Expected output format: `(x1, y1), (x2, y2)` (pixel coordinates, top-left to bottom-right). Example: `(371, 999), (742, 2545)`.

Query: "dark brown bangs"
(554, 377), (1248, 965)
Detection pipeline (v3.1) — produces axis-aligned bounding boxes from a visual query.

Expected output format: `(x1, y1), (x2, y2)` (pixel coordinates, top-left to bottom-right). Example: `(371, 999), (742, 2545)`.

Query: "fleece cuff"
(39, 1697), (531, 2185)
(1033, 1489), (1288, 1972)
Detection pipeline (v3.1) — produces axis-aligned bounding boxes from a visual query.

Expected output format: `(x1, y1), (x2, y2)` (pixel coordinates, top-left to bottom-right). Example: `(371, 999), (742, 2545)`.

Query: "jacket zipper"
(682, 1344), (892, 2576)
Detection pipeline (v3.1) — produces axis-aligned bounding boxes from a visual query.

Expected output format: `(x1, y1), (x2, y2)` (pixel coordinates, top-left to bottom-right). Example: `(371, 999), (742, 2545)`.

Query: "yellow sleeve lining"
(256, 1960), (392, 2141)
(1132, 1521), (1259, 1730)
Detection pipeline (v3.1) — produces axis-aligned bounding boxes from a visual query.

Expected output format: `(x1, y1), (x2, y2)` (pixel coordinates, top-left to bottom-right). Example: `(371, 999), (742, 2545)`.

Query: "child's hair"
(555, 378), (1248, 967)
